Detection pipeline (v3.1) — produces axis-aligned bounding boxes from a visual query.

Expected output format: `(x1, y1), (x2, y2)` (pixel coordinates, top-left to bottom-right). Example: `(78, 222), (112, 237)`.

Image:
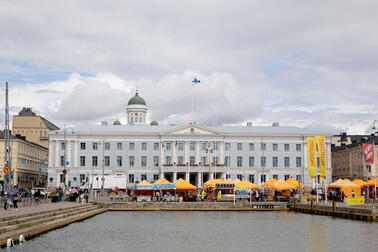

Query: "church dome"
(128, 89), (146, 106)
(113, 120), (121, 125)
(150, 120), (158, 126)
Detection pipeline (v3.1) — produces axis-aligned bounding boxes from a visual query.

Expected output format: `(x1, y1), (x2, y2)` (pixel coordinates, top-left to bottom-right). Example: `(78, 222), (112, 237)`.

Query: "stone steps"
(0, 207), (106, 248)
(0, 205), (98, 234)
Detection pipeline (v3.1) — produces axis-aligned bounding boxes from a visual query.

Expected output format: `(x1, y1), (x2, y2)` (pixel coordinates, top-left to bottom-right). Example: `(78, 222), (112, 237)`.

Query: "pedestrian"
(156, 191), (160, 202)
(80, 194), (85, 205)
(217, 190), (222, 201)
(85, 193), (89, 204)
(351, 190), (355, 198)
(201, 190), (205, 201)
(34, 190), (40, 206)
(2, 193), (7, 210)
(13, 194), (18, 210)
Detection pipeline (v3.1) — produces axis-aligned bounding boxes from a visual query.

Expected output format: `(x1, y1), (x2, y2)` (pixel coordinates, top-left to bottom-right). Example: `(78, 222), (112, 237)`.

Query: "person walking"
(12, 194), (18, 210)
(217, 190), (222, 201)
(2, 193), (7, 210)
(34, 190), (40, 206)
(201, 190), (205, 201)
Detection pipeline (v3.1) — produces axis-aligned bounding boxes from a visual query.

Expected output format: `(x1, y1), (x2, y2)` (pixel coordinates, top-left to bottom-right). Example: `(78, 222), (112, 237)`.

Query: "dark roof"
(41, 117), (59, 130)
(332, 135), (378, 152)
(0, 130), (48, 150)
(18, 107), (36, 116)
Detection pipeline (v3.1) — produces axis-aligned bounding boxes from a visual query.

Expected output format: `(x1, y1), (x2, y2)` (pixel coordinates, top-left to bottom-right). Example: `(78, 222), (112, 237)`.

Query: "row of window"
(60, 155), (303, 168)
(62, 141), (303, 152)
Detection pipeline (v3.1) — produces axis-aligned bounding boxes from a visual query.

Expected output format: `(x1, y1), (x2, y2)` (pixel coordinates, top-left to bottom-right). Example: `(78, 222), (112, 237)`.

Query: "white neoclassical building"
(47, 90), (332, 190)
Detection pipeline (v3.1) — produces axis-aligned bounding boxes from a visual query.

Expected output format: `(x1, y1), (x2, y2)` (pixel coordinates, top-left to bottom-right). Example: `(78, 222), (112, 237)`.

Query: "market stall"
(174, 178), (196, 201)
(328, 179), (361, 198)
(133, 180), (154, 202)
(153, 178), (176, 201)
(271, 180), (297, 201)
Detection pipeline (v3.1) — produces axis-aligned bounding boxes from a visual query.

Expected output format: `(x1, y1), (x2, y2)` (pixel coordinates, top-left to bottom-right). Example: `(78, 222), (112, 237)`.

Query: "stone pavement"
(0, 202), (83, 219)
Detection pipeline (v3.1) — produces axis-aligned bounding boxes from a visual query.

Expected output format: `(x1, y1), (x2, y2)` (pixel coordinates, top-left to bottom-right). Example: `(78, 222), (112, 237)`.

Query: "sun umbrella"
(8, 188), (19, 195)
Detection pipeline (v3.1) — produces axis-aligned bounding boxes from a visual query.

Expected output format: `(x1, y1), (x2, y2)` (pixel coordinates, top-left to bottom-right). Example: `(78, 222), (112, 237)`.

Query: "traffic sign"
(65, 161), (70, 166)
(101, 178), (105, 182)
(3, 166), (10, 173)
(62, 169), (67, 175)
(41, 160), (45, 165)
(22, 159), (26, 164)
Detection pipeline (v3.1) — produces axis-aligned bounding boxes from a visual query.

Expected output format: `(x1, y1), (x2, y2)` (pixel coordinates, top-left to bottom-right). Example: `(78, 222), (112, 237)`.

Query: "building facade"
(12, 107), (60, 149)
(0, 132), (48, 188)
(47, 124), (332, 190)
(331, 136), (378, 181)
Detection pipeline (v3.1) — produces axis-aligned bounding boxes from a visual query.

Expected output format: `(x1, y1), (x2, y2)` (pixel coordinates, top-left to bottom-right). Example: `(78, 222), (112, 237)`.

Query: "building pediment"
(161, 125), (223, 136)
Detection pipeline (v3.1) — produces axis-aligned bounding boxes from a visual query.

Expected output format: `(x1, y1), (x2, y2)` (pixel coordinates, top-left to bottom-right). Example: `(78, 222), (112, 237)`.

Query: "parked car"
(31, 187), (48, 198)
(19, 188), (31, 197)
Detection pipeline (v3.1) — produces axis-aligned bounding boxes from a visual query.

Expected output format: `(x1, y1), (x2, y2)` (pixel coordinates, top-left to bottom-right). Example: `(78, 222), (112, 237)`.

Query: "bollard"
(311, 199), (314, 213)
(7, 239), (14, 247)
(19, 234), (26, 243)
(332, 200), (336, 216)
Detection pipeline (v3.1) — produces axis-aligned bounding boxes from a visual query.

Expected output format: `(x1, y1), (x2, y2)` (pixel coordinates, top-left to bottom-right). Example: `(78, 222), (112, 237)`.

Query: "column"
(220, 140), (224, 164)
(184, 141), (189, 164)
(160, 140), (165, 177)
(173, 172), (177, 182)
(197, 172), (202, 188)
(67, 140), (72, 167)
(185, 172), (189, 181)
(49, 141), (53, 167)
(196, 141), (200, 164)
(55, 141), (59, 168)
(173, 140), (177, 164)
(210, 172), (214, 179)
(73, 140), (79, 168)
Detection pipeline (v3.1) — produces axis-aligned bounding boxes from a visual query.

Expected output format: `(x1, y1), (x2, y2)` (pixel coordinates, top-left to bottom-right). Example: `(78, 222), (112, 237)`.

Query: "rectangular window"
(261, 143), (266, 151)
(261, 157), (266, 167)
(141, 156), (147, 167)
(284, 157), (290, 167)
(249, 175), (254, 183)
(273, 157), (278, 167)
(317, 157), (320, 168)
(166, 156), (172, 165)
(225, 143), (230, 151)
(284, 175), (290, 180)
(105, 156), (110, 166)
(201, 156), (207, 165)
(40, 131), (42, 137)
(117, 142), (122, 150)
(296, 144), (301, 152)
(178, 142), (184, 151)
(129, 156), (134, 167)
(117, 156), (122, 166)
(237, 174), (243, 180)
(166, 142), (172, 151)
(213, 142), (218, 150)
(284, 144), (290, 151)
(61, 142), (66, 150)
(93, 142), (98, 150)
(154, 143), (159, 151)
(296, 157), (302, 167)
(296, 175), (301, 182)
(141, 174), (147, 181)
(153, 156), (159, 167)
(225, 156), (230, 167)
(212, 156), (219, 165)
(249, 143), (254, 151)
(60, 174), (65, 183)
(80, 156), (85, 166)
(273, 144), (278, 151)
(273, 174), (278, 180)
(178, 156), (184, 164)
(190, 156), (195, 165)
(142, 143), (147, 150)
(129, 174), (134, 183)
(261, 174), (266, 183)
(202, 142), (207, 151)
(237, 143), (243, 151)
(237, 156), (242, 167)
(60, 156), (65, 167)
(80, 174), (85, 182)
(92, 156), (98, 166)
(129, 143), (135, 150)
(80, 142), (86, 150)
(153, 174), (159, 181)
(105, 142), (110, 150)
(190, 142), (195, 151)
(249, 156), (254, 167)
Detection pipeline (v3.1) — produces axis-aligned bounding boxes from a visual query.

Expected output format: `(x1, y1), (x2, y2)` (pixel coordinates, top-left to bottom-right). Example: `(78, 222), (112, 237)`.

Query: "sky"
(0, 0), (377, 134)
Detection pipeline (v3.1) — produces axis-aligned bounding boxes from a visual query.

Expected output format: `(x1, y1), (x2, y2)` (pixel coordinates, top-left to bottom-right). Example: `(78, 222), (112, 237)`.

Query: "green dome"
(128, 90), (146, 106)
(151, 120), (158, 126)
(113, 120), (121, 125)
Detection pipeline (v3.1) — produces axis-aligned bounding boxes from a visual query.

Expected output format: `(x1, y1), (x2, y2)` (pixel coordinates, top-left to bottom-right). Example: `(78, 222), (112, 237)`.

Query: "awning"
(175, 178), (196, 190)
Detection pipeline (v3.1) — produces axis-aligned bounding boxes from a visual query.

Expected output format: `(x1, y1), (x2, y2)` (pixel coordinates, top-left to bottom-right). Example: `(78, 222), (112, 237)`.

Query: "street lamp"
(371, 120), (377, 199)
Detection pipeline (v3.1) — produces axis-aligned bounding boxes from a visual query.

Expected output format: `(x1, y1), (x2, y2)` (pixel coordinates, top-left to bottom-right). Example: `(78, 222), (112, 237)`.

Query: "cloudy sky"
(0, 0), (377, 134)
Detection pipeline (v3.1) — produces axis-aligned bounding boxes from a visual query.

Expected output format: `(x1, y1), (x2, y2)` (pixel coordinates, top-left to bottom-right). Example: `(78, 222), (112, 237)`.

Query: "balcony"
(162, 164), (227, 173)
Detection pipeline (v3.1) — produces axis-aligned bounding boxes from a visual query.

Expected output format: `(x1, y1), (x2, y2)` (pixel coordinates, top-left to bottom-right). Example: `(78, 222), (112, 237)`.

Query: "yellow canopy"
(368, 179), (377, 187)
(263, 178), (277, 188)
(153, 178), (173, 185)
(175, 178), (196, 190)
(286, 178), (304, 188)
(329, 179), (361, 197)
(232, 178), (241, 184)
(271, 179), (284, 187)
(235, 180), (259, 189)
(137, 180), (152, 187)
(272, 180), (297, 190)
(204, 179), (225, 188)
(352, 179), (367, 187)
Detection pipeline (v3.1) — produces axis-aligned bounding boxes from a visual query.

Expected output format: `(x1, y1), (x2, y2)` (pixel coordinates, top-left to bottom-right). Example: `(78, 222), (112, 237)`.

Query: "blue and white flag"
(162, 143), (166, 151)
(192, 78), (200, 85)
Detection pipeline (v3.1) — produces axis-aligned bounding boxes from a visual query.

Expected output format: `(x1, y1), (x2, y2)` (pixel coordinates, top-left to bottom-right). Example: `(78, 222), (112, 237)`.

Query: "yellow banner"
(346, 197), (365, 205)
(316, 136), (326, 180)
(307, 137), (317, 180)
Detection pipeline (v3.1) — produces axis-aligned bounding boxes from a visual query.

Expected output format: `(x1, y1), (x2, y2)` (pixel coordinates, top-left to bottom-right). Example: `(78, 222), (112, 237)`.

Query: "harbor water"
(9, 211), (377, 252)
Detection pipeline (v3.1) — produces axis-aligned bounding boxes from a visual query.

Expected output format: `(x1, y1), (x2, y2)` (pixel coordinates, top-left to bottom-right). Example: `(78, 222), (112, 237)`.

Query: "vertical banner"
(316, 136), (326, 180)
(362, 143), (374, 164)
(307, 137), (317, 180)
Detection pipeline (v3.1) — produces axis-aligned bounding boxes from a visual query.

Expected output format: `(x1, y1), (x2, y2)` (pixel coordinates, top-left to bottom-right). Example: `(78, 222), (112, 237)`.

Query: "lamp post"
(371, 120), (377, 199)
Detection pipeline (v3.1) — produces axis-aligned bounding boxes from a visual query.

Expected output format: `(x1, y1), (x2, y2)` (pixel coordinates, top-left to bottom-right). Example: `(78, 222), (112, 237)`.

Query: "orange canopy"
(286, 178), (304, 188)
(368, 179), (377, 187)
(235, 180), (259, 189)
(175, 178), (196, 190)
(329, 179), (361, 197)
(204, 179), (226, 188)
(153, 178), (173, 185)
(352, 179), (367, 187)
(137, 180), (152, 187)
(263, 178), (277, 188)
(271, 180), (297, 190)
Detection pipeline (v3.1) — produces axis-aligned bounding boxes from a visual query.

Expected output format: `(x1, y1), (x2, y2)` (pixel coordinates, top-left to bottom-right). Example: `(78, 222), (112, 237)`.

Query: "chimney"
(272, 122), (279, 127)
(246, 122), (252, 127)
